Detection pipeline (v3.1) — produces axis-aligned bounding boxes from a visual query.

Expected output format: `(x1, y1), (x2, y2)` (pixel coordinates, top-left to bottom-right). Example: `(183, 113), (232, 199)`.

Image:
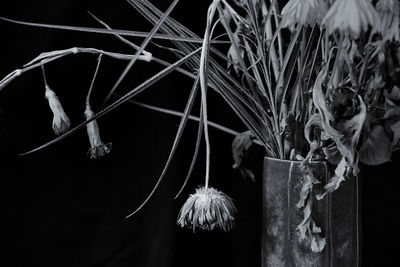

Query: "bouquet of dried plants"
(1, 0), (400, 252)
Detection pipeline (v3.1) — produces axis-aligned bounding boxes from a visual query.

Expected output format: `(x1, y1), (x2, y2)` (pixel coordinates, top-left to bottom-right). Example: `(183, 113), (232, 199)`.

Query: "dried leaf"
(385, 85), (400, 101)
(304, 114), (325, 160)
(322, 141), (342, 165)
(296, 200), (326, 252)
(297, 161), (319, 209)
(296, 160), (326, 252)
(359, 125), (392, 165)
(227, 29), (244, 74)
(391, 121), (400, 150)
(232, 131), (255, 181)
(312, 68), (366, 195)
(383, 86), (400, 119)
(317, 157), (347, 200)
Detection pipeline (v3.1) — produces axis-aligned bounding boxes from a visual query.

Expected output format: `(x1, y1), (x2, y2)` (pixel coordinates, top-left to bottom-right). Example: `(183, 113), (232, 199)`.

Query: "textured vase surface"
(262, 157), (359, 267)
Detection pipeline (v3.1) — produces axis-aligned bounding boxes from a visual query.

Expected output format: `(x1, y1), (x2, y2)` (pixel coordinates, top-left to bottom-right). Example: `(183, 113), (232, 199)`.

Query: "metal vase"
(262, 157), (359, 267)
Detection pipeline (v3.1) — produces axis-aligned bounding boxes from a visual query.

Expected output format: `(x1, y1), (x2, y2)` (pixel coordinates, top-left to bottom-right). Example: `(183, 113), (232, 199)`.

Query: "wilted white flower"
(45, 85), (71, 135)
(281, 0), (328, 30)
(84, 104), (111, 159)
(376, 0), (400, 41)
(322, 0), (379, 39)
(177, 186), (237, 232)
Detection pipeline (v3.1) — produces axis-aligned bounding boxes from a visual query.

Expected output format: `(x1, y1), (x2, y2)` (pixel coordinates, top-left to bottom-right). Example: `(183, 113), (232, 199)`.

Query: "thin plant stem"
(86, 54), (103, 106)
(123, 98), (239, 136)
(101, 0), (180, 107)
(200, 0), (219, 189)
(41, 65), (49, 88)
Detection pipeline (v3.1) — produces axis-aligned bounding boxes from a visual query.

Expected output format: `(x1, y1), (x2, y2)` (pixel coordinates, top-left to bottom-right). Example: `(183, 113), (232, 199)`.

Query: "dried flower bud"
(177, 186), (237, 232)
(84, 104), (111, 159)
(281, 0), (328, 30)
(322, 0), (379, 39)
(45, 85), (71, 135)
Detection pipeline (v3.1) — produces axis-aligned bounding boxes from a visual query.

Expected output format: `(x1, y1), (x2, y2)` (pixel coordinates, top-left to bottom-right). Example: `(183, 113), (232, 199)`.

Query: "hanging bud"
(45, 85), (71, 135)
(177, 186), (237, 232)
(281, 0), (328, 30)
(322, 0), (379, 39)
(84, 104), (111, 159)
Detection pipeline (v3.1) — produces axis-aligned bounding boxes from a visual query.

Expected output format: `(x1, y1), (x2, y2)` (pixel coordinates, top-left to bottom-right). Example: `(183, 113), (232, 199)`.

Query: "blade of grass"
(87, 11), (151, 59)
(120, 97), (238, 136)
(0, 16), (217, 44)
(174, 105), (204, 199)
(125, 74), (200, 218)
(101, 0), (181, 106)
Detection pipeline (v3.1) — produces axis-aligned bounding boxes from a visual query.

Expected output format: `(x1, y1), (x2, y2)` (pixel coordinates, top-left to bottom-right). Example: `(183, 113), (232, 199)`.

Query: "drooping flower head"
(322, 0), (379, 39)
(177, 186), (237, 232)
(281, 0), (328, 30)
(84, 104), (111, 159)
(376, 0), (400, 41)
(45, 85), (71, 135)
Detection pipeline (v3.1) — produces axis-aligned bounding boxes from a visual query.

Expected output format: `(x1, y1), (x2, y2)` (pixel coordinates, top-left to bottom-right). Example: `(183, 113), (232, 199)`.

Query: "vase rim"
(264, 156), (326, 164)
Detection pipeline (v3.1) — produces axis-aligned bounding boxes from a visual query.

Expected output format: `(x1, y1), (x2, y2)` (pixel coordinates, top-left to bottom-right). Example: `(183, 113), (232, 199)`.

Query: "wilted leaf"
(232, 131), (255, 181)
(296, 160), (326, 252)
(297, 160), (320, 209)
(359, 125), (392, 165)
(296, 199), (326, 252)
(322, 141), (341, 165)
(304, 114), (325, 160)
(317, 157), (347, 200)
(310, 221), (327, 252)
(383, 87), (400, 119)
(227, 29), (244, 74)
(312, 68), (366, 196)
(391, 121), (400, 150)
(385, 85), (400, 101)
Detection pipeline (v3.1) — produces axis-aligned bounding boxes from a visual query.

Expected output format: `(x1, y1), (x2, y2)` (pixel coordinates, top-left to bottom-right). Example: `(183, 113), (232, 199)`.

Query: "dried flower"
(84, 104), (111, 159)
(45, 85), (71, 135)
(177, 186), (237, 232)
(376, 0), (400, 41)
(281, 0), (328, 30)
(322, 0), (379, 39)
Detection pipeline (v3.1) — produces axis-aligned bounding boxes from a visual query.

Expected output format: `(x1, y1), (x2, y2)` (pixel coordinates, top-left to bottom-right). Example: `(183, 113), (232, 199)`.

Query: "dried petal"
(45, 86), (71, 135)
(177, 186), (236, 232)
(281, 0), (328, 30)
(376, 0), (400, 41)
(84, 104), (112, 159)
(322, 0), (379, 39)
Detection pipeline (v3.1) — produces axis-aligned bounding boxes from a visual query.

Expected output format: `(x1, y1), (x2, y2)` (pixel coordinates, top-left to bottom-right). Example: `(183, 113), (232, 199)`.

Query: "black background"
(0, 1), (398, 266)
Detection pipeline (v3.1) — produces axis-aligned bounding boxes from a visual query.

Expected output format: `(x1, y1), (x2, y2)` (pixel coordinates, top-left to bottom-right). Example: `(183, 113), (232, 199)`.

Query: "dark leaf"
(232, 131), (255, 181)
(391, 121), (400, 150)
(359, 125), (392, 165)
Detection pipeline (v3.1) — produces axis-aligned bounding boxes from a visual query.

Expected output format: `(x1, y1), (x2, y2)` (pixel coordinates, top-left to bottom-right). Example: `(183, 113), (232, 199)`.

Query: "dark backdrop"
(0, 1), (398, 267)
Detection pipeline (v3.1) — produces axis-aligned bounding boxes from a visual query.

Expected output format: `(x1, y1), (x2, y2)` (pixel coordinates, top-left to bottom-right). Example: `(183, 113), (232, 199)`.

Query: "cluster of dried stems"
(1, 0), (400, 252)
